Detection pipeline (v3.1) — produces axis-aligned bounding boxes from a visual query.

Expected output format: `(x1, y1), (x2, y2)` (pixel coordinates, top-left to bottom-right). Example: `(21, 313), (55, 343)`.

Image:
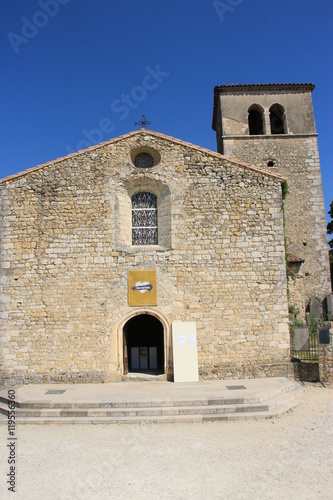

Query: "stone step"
(0, 378), (306, 424)
(0, 380), (304, 410)
(121, 372), (167, 382)
(0, 401), (303, 425)
(0, 386), (304, 423)
(0, 403), (270, 418)
(0, 396), (250, 409)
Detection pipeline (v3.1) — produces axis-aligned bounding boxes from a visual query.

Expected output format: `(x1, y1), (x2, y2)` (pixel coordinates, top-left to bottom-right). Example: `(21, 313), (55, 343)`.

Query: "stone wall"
(213, 85), (332, 322)
(287, 274), (305, 322)
(0, 130), (291, 386)
(221, 135), (331, 310)
(292, 360), (319, 383)
(217, 88), (317, 137)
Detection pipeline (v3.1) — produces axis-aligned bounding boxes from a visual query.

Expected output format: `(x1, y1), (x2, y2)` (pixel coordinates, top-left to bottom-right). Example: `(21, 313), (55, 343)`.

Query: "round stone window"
(133, 152), (154, 168)
(130, 146), (161, 168)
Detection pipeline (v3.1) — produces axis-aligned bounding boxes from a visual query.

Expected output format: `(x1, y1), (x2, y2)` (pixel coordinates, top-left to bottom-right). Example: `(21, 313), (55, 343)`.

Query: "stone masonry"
(213, 84), (332, 319)
(0, 130), (292, 386)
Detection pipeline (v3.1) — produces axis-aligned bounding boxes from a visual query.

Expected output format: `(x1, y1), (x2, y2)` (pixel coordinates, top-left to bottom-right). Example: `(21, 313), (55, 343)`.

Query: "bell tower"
(212, 83), (331, 316)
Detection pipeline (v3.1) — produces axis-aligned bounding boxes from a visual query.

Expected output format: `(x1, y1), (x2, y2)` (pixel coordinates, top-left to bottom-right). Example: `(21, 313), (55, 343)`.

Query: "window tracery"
(132, 191), (158, 245)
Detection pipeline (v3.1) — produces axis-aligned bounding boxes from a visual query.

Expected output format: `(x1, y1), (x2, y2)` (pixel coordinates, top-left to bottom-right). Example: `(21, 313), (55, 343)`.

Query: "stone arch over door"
(117, 310), (171, 376)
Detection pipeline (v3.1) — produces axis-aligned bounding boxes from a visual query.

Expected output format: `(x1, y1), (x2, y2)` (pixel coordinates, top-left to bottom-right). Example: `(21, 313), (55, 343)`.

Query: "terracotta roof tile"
(288, 252), (305, 263)
(214, 83), (315, 93)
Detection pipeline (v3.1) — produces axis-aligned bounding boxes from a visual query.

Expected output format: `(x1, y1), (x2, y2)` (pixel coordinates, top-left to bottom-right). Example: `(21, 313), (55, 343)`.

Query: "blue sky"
(1, 0), (332, 225)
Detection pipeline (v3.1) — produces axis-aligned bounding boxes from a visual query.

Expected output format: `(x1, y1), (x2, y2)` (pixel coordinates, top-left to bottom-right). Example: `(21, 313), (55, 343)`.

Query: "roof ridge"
(214, 83), (315, 92)
(0, 129), (286, 185)
(0, 129), (143, 184)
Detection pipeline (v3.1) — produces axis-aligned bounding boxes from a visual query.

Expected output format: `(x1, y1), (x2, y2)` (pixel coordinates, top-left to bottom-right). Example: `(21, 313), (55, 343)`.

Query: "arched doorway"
(123, 314), (164, 375)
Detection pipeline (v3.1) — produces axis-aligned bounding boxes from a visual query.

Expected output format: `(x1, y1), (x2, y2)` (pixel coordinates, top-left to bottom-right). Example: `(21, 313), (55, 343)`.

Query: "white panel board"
(172, 322), (199, 382)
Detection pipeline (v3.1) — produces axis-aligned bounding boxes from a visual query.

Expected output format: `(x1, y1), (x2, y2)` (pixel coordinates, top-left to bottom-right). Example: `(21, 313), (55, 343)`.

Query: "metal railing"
(290, 323), (319, 362)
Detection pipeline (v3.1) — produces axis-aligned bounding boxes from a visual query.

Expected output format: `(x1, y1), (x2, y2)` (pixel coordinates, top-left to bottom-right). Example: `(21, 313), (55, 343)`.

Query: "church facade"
(0, 84), (330, 387)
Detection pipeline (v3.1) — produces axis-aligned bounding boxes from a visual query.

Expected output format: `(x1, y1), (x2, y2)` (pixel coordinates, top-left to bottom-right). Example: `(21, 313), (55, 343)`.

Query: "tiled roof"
(288, 252), (305, 263)
(214, 83), (315, 93)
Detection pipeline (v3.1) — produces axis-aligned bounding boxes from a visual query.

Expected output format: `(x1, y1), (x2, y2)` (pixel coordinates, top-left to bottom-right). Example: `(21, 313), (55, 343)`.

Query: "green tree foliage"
(328, 201), (333, 248)
(328, 200), (333, 288)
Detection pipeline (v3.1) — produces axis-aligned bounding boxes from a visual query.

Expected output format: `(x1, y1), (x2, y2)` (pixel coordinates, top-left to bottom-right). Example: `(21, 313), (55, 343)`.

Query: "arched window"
(132, 191), (158, 245)
(248, 105), (265, 135)
(270, 104), (286, 134)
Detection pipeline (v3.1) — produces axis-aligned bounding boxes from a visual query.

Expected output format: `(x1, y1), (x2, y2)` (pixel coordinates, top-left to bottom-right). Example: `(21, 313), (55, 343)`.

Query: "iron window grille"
(132, 191), (158, 245)
(133, 152), (154, 168)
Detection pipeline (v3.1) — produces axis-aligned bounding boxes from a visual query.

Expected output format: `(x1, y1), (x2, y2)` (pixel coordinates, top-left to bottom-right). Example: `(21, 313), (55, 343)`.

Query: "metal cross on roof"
(134, 114), (151, 129)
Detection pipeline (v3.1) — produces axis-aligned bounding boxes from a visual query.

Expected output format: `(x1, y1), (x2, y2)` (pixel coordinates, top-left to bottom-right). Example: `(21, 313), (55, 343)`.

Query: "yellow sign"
(128, 270), (157, 306)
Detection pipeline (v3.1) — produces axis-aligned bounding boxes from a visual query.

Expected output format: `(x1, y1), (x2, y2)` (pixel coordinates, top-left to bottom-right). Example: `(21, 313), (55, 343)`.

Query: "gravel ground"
(0, 383), (332, 500)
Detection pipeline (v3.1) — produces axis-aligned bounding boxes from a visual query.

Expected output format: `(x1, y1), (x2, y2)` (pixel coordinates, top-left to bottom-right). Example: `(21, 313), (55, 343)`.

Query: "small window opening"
(134, 152), (154, 168)
(270, 104), (286, 134)
(132, 192), (158, 245)
(248, 106), (265, 135)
